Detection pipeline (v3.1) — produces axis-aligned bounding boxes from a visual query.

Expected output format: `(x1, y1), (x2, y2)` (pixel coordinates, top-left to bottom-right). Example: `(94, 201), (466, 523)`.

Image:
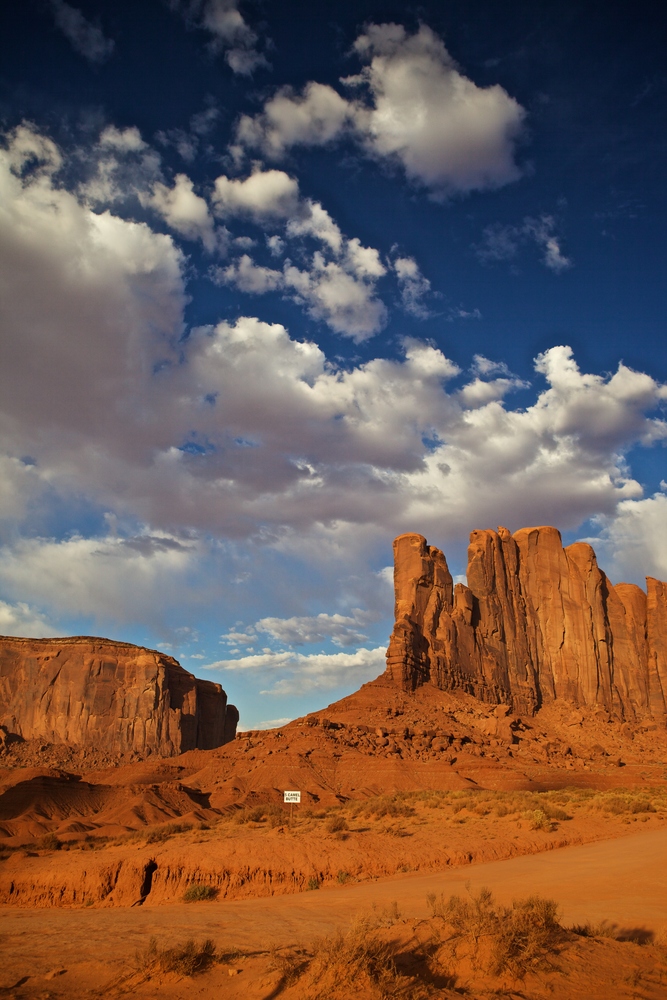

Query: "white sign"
(284, 790), (301, 804)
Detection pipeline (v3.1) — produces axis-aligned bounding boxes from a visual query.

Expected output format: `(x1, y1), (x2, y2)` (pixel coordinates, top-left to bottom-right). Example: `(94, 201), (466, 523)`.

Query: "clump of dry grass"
(136, 936), (217, 976)
(326, 815), (348, 834)
(427, 887), (562, 976)
(237, 802), (286, 827)
(183, 883), (216, 902)
(298, 918), (410, 999)
(38, 832), (62, 851)
(145, 821), (192, 844)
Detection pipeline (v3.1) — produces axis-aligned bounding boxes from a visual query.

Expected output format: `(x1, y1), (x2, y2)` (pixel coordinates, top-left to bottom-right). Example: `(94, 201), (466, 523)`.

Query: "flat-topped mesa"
(0, 635), (238, 755)
(385, 527), (667, 719)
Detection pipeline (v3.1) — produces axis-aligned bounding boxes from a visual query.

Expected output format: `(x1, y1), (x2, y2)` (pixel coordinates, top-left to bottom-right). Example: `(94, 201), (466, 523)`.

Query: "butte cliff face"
(386, 527), (667, 719)
(0, 635), (238, 755)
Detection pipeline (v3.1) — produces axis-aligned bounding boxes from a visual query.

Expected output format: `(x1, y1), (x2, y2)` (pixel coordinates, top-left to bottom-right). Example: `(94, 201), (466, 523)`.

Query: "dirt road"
(2, 825), (666, 990)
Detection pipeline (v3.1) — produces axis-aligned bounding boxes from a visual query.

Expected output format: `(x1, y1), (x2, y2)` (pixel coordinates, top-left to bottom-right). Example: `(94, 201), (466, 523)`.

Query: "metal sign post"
(283, 789), (301, 824)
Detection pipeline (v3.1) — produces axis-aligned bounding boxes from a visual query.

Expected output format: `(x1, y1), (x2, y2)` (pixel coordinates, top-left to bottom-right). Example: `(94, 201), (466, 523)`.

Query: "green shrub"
(307, 876), (320, 890)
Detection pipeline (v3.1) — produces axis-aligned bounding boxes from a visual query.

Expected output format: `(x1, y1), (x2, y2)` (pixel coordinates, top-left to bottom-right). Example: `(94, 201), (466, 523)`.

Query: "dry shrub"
(592, 790), (661, 815)
(145, 821), (192, 844)
(240, 802), (286, 826)
(39, 832), (62, 851)
(571, 920), (618, 939)
(326, 815), (348, 834)
(363, 794), (416, 820)
(299, 919), (410, 999)
(427, 888), (562, 977)
(490, 895), (561, 975)
(183, 883), (216, 902)
(527, 808), (554, 831)
(137, 936), (216, 976)
(269, 947), (309, 987)
(543, 804), (571, 821)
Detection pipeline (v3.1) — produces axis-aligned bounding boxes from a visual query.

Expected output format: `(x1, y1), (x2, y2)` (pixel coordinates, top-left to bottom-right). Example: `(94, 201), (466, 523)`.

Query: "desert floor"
(2, 824), (666, 999)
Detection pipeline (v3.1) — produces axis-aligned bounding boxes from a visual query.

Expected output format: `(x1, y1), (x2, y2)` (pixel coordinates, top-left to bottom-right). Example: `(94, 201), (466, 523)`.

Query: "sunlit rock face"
(0, 636), (237, 754)
(386, 527), (667, 719)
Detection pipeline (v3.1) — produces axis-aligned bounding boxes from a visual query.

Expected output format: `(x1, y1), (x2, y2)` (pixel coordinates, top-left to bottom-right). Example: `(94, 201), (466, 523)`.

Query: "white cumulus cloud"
(206, 645), (388, 695)
(0, 601), (56, 638)
(148, 173), (218, 250)
(234, 23), (525, 199)
(1, 123), (666, 636)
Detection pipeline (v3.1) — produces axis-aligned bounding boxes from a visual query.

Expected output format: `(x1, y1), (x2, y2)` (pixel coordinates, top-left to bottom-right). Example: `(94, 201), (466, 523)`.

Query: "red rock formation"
(386, 526), (667, 719)
(0, 636), (237, 754)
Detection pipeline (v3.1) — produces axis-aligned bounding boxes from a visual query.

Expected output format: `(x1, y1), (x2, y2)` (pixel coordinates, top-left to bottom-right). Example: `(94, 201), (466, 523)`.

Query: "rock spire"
(385, 527), (667, 718)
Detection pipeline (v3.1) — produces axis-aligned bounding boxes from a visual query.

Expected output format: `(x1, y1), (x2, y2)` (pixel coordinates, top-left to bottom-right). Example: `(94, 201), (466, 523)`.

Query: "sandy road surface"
(1, 826), (666, 988)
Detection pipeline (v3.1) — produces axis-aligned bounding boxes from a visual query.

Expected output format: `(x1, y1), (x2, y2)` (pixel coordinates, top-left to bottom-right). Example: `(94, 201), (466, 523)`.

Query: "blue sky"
(0, 0), (665, 728)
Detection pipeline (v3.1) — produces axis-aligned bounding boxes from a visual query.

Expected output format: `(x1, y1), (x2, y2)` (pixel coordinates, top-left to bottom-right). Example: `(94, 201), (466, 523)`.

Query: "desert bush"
(246, 806), (266, 822)
(235, 802), (287, 827)
(301, 920), (406, 999)
(571, 920), (618, 939)
(269, 947), (308, 986)
(490, 895), (561, 975)
(631, 798), (655, 814)
(336, 870), (351, 884)
(428, 887), (497, 941)
(363, 794), (416, 820)
(183, 883), (216, 902)
(370, 900), (401, 927)
(542, 805), (571, 821)
(307, 876), (320, 890)
(427, 888), (562, 976)
(326, 815), (348, 834)
(137, 936), (216, 976)
(39, 832), (62, 851)
(591, 791), (660, 816)
(145, 821), (192, 844)
(527, 808), (554, 831)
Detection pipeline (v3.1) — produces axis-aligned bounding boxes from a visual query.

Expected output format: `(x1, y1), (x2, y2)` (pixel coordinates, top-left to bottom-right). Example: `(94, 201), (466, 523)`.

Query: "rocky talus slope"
(386, 526), (667, 718)
(0, 636), (238, 755)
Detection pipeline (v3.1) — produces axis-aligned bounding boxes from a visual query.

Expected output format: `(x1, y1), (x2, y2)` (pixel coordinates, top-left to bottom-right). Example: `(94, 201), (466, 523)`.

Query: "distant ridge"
(0, 635), (238, 754)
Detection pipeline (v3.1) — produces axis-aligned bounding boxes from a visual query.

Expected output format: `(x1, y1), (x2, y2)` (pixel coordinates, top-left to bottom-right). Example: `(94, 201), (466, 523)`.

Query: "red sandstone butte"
(0, 635), (237, 754)
(386, 527), (667, 719)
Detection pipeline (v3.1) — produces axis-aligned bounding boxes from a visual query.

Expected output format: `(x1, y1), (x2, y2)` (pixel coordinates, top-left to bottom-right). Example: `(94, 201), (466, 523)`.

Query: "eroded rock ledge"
(0, 635), (238, 755)
(385, 526), (667, 718)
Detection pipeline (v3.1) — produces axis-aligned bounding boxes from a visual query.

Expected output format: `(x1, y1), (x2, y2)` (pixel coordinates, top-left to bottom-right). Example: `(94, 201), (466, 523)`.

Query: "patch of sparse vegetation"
(183, 883), (216, 902)
(145, 822), (192, 844)
(136, 936), (216, 976)
(571, 920), (619, 939)
(326, 815), (348, 834)
(39, 832), (62, 851)
(527, 808), (554, 831)
(237, 802), (286, 827)
(427, 887), (562, 976)
(307, 876), (320, 890)
(299, 919), (407, 999)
